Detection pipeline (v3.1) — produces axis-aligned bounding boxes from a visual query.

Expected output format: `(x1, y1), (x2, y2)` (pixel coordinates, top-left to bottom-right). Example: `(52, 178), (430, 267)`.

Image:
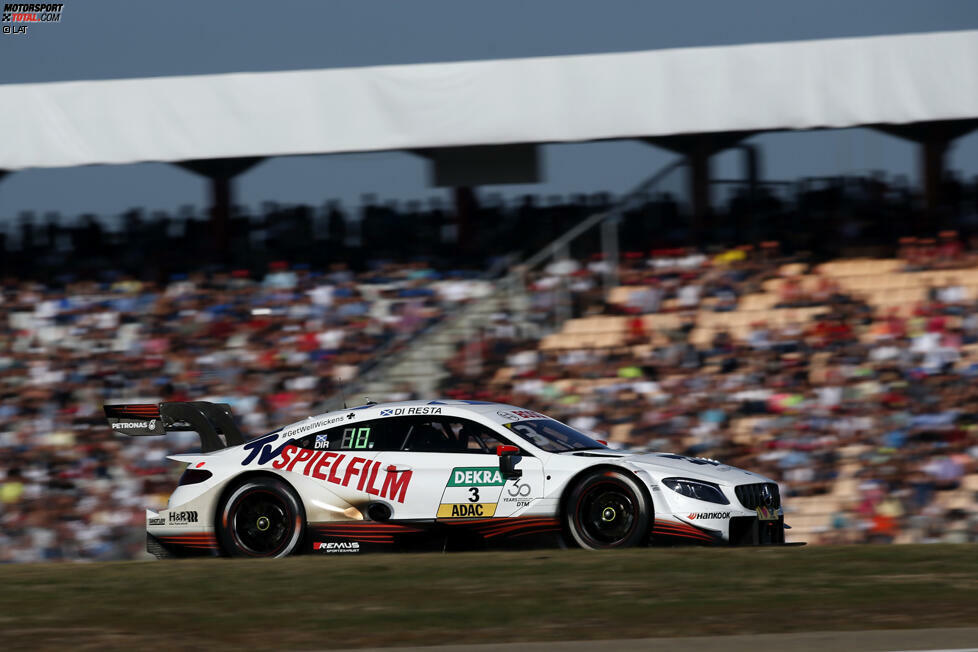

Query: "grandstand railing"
(507, 158), (687, 325)
(521, 159), (687, 277)
(321, 252), (518, 410)
(322, 158), (691, 406)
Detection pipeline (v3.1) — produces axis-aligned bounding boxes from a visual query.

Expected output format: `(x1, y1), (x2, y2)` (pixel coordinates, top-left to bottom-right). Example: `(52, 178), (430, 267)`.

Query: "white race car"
(105, 400), (793, 558)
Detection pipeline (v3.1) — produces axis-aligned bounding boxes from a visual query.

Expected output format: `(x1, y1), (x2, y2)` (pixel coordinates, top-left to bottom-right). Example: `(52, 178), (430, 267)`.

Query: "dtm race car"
(104, 399), (793, 558)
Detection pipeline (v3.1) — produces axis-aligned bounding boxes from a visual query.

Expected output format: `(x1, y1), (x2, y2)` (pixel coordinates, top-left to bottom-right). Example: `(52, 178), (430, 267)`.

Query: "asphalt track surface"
(336, 629), (978, 652)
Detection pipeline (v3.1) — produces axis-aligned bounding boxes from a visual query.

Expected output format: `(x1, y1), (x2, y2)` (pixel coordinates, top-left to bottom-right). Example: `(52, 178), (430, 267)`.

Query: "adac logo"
(437, 502), (497, 518)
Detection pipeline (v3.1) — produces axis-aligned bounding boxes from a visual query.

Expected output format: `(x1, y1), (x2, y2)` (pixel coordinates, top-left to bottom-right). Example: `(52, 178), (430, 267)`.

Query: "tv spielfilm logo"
(2, 3), (65, 36)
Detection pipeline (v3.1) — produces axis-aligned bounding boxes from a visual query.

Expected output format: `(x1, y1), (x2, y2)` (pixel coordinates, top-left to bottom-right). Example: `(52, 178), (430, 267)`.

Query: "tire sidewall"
(564, 469), (651, 550)
(218, 477), (305, 558)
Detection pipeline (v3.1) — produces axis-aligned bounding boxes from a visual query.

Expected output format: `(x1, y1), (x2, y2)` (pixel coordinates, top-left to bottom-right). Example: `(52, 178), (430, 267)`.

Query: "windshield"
(504, 419), (607, 453)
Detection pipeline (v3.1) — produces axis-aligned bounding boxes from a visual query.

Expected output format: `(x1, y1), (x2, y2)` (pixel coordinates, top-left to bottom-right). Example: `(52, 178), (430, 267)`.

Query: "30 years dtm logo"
(2, 3), (64, 36)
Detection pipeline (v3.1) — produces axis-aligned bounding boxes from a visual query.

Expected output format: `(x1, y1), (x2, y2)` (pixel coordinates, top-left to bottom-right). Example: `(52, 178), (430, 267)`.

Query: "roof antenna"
(338, 378), (347, 410)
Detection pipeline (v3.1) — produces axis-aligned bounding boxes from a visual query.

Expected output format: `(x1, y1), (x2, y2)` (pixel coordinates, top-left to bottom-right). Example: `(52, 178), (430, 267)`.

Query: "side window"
(395, 417), (516, 454)
(397, 418), (457, 452)
(450, 419), (511, 454)
(293, 419), (400, 452)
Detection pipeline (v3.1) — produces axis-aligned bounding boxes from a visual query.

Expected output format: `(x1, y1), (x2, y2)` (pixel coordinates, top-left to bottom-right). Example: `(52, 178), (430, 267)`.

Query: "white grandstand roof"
(2, 30), (977, 171)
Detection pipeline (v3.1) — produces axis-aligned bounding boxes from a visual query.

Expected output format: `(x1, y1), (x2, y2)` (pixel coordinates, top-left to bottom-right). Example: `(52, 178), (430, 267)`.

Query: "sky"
(1, 0), (977, 227)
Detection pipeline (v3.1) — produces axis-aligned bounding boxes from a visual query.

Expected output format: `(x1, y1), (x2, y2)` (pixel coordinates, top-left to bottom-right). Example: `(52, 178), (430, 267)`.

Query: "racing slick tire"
(564, 469), (651, 550)
(217, 476), (305, 558)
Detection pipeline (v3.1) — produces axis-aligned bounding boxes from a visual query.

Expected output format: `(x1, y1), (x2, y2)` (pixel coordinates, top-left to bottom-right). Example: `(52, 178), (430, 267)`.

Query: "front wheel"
(564, 469), (651, 549)
(217, 477), (305, 557)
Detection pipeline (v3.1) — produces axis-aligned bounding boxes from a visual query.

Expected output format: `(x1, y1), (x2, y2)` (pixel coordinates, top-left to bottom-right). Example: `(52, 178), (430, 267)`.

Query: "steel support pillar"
(688, 144), (711, 240)
(600, 215), (620, 293)
(175, 157), (264, 259)
(922, 138), (950, 217)
(873, 119), (978, 220)
(644, 131), (754, 244)
(453, 186), (478, 253)
(555, 243), (573, 327)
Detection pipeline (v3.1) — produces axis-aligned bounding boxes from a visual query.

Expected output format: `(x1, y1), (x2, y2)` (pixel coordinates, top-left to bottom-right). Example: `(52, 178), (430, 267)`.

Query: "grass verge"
(0, 545), (976, 650)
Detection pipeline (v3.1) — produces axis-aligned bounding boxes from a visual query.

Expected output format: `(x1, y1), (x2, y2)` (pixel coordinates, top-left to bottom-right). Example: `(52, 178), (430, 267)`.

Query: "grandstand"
(3, 30), (978, 561)
(436, 234), (978, 544)
(3, 178), (978, 559)
(3, 156), (978, 559)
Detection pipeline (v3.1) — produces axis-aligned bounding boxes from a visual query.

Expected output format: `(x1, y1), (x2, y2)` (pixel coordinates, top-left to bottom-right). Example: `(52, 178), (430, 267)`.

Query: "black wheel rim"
(231, 489), (292, 556)
(576, 480), (637, 547)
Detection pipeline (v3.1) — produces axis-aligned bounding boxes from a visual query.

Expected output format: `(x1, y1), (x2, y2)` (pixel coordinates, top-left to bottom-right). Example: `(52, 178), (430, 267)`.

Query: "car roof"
(333, 399), (518, 418)
(279, 399), (541, 436)
(281, 398), (551, 434)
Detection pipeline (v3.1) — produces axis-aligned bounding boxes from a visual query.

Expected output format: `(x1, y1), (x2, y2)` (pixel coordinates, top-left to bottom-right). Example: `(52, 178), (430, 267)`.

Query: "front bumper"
(651, 514), (788, 546)
(729, 515), (786, 545)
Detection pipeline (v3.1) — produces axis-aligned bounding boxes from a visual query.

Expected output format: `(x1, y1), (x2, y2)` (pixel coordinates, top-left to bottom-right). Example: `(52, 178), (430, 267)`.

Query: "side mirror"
(496, 444), (522, 480)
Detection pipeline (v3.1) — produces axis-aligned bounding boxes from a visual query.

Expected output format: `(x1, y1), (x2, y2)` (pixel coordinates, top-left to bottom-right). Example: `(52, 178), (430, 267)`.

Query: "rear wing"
(104, 402), (245, 453)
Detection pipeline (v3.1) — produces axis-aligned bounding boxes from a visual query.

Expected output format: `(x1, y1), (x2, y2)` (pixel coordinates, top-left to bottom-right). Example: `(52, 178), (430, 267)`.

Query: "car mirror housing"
(497, 445), (522, 480)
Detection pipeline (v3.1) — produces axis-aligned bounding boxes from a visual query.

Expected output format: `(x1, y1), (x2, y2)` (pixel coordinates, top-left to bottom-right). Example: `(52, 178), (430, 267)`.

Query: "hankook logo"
(687, 512), (730, 520)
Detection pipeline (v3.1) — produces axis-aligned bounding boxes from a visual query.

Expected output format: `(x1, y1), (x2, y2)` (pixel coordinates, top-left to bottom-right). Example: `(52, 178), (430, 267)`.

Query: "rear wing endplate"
(104, 402), (245, 453)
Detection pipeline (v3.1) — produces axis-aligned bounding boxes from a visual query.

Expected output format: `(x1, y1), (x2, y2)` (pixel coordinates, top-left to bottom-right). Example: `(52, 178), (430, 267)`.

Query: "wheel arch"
(214, 470), (306, 556)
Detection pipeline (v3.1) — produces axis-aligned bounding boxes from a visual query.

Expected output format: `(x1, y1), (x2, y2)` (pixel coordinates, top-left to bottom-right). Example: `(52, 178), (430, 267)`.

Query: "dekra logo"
(448, 467), (505, 487)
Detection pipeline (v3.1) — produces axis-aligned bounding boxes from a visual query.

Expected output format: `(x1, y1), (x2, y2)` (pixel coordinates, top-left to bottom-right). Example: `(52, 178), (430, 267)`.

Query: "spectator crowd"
(441, 238), (978, 545)
(2, 169), (978, 560)
(0, 262), (490, 561)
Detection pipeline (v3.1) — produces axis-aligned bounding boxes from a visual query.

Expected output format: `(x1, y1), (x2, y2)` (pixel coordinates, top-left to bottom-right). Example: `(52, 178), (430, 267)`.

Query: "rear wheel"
(217, 477), (305, 557)
(564, 469), (651, 549)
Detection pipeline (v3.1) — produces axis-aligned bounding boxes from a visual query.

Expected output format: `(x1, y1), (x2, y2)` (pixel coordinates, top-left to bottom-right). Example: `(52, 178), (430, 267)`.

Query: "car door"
(374, 416), (544, 520)
(277, 419), (394, 505)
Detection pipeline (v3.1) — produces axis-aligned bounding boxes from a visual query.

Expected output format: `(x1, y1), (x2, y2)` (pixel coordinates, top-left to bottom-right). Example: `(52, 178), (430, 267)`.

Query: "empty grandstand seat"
(778, 263), (807, 277)
(607, 286), (641, 305)
(961, 474), (978, 491)
(739, 293), (778, 311)
(642, 313), (682, 330)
